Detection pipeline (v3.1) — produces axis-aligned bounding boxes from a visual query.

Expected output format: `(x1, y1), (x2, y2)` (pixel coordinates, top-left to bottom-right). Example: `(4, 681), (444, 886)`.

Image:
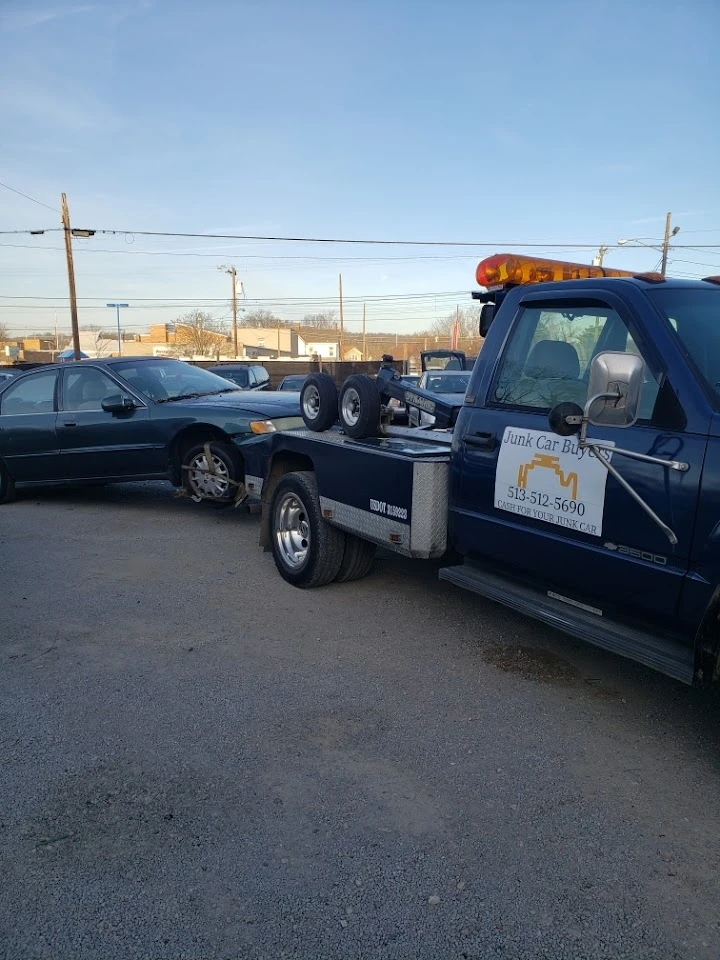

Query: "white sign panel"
(494, 426), (613, 538)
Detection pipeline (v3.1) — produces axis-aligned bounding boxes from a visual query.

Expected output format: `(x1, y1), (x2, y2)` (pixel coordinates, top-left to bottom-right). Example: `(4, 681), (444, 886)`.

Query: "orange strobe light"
(476, 253), (642, 290)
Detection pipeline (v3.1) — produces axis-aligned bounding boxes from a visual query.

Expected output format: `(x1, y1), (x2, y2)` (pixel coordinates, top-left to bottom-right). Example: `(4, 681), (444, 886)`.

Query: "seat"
(511, 340), (588, 408)
(77, 375), (112, 410)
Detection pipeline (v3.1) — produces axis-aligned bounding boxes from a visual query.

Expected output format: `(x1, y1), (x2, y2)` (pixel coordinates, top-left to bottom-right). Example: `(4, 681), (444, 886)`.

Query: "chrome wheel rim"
(275, 493), (310, 569)
(188, 452), (230, 499)
(302, 385), (321, 421)
(341, 387), (361, 427)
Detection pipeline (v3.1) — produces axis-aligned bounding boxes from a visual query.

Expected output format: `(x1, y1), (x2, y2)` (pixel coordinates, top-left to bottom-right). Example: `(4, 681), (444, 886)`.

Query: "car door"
(57, 366), (163, 479)
(451, 289), (708, 629)
(0, 369), (60, 481)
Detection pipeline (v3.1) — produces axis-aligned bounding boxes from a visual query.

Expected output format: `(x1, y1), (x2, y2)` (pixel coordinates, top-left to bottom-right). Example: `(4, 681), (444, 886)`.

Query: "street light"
(106, 303), (129, 356)
(618, 213), (680, 277)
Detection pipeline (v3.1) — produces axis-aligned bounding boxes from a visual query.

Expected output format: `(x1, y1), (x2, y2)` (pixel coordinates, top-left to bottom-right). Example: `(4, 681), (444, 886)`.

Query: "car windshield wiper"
(156, 388), (241, 404)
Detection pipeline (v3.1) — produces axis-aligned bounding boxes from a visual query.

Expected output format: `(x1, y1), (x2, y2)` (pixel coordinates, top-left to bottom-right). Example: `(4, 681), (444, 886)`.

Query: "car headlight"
(249, 416), (305, 435)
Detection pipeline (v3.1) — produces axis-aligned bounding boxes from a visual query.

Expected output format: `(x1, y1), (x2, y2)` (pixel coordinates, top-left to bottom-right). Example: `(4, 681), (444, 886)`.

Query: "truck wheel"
(335, 534), (376, 582)
(182, 441), (242, 507)
(271, 471), (345, 587)
(338, 375), (381, 439)
(0, 460), (16, 505)
(301, 374), (338, 431)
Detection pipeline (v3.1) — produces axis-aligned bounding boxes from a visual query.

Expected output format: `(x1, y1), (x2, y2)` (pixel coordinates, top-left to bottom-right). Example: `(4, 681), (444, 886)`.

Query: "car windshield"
(425, 374), (470, 393)
(112, 358), (241, 402)
(280, 377), (306, 390)
(647, 288), (720, 404)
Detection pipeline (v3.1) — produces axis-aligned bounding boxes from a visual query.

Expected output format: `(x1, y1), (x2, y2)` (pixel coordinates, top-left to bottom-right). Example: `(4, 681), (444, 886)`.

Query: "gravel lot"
(2, 482), (720, 960)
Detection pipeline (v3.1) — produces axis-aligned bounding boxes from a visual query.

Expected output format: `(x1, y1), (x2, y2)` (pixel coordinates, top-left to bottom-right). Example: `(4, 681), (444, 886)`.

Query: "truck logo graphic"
(517, 454), (579, 500)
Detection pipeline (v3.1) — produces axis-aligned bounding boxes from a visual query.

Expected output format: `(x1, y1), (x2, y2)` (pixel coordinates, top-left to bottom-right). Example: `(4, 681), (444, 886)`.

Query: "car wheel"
(182, 441), (242, 507)
(300, 374), (338, 431)
(0, 460), (16, 505)
(271, 471), (345, 587)
(334, 533), (375, 582)
(338, 374), (381, 439)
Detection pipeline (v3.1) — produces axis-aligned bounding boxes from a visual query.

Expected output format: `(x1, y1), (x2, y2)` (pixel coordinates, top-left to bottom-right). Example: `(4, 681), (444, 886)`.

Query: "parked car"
(0, 369), (20, 384)
(277, 374), (309, 392)
(206, 364), (270, 391)
(0, 357), (302, 506)
(387, 374), (420, 424)
(408, 370), (471, 427)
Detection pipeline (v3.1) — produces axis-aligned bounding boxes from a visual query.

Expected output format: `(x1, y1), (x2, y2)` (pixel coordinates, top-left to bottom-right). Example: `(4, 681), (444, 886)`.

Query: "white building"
(303, 341), (340, 360)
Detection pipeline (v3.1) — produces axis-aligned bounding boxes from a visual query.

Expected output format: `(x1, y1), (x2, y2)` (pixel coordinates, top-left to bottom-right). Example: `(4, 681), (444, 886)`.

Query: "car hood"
(178, 391), (301, 418)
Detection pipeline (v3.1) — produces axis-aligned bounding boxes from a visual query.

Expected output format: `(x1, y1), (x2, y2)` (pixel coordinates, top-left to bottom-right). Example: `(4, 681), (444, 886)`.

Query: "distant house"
(304, 341), (339, 360)
(343, 346), (363, 362)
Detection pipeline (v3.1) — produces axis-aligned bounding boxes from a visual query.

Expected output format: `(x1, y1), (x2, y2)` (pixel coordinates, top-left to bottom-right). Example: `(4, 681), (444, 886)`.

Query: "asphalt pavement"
(2, 481), (720, 960)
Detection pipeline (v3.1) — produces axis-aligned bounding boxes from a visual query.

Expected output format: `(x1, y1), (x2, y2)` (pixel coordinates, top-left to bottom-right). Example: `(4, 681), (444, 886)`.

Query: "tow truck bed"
(245, 427), (452, 558)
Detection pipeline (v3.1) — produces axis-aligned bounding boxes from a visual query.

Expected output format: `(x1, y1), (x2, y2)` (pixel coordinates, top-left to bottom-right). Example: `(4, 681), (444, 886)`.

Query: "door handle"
(63, 420), (78, 428)
(462, 431), (496, 449)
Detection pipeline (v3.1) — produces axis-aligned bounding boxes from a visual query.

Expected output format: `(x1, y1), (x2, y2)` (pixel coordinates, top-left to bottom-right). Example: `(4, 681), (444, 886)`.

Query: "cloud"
(0, 4), (98, 31)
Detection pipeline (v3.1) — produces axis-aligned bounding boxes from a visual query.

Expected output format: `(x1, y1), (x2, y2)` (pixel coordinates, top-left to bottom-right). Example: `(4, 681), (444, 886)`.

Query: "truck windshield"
(647, 288), (720, 403)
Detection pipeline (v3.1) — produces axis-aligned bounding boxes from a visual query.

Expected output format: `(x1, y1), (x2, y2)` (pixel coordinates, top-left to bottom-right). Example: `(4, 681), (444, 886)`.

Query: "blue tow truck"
(242, 254), (720, 685)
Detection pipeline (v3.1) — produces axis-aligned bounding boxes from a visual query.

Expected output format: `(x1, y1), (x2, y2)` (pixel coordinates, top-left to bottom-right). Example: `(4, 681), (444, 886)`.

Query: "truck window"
(492, 302), (660, 418)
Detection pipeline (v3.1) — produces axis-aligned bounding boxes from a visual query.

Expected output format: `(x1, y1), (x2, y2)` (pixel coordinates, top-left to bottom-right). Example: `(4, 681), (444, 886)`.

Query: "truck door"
(452, 290), (707, 630)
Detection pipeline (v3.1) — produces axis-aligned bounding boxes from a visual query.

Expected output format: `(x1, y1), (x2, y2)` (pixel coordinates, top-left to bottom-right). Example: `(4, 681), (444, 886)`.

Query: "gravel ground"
(1, 481), (720, 960)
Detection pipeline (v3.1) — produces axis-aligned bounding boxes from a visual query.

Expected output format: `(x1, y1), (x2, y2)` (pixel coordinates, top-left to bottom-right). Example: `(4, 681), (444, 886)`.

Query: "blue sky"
(1, 0), (719, 338)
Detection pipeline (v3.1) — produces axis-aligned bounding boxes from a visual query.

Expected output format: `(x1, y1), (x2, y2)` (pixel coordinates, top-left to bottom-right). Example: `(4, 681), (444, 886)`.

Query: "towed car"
(408, 370), (471, 427)
(0, 357), (302, 506)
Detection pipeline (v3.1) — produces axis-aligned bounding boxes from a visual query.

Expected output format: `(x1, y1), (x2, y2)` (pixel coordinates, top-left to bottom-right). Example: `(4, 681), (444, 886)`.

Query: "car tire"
(271, 471), (345, 588)
(182, 441), (242, 507)
(334, 533), (376, 583)
(0, 460), (16, 505)
(300, 374), (338, 432)
(338, 374), (381, 439)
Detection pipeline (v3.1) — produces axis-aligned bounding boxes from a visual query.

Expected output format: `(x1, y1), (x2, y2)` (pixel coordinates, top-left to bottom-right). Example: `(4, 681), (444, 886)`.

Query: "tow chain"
(179, 441), (248, 507)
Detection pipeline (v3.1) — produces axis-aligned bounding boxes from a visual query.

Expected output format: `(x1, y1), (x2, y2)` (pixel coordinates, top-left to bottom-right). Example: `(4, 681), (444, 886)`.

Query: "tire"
(0, 460), (16, 505)
(300, 374), (338, 432)
(182, 441), (242, 507)
(271, 471), (345, 587)
(338, 375), (382, 439)
(335, 534), (376, 583)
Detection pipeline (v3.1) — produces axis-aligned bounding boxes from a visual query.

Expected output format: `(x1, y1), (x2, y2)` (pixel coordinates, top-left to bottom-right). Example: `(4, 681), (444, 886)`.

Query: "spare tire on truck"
(300, 374), (338, 432)
(338, 374), (382, 439)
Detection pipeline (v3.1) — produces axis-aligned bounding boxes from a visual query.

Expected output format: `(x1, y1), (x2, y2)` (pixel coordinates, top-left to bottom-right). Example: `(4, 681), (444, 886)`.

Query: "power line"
(0, 181), (58, 213)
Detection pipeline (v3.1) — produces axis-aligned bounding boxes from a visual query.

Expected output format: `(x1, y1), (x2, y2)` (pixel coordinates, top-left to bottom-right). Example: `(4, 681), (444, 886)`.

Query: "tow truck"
(242, 254), (720, 685)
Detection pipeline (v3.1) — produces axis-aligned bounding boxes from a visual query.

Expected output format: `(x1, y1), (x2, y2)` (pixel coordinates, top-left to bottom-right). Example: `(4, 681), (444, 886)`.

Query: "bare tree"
(0, 320), (9, 342)
(175, 310), (229, 357)
(302, 310), (338, 330)
(240, 308), (287, 328)
(428, 306), (482, 341)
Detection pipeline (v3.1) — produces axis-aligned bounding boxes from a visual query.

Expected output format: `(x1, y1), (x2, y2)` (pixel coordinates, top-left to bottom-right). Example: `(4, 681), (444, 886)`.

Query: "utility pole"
(593, 245), (609, 266)
(61, 193), (81, 360)
(338, 273), (345, 359)
(660, 212), (680, 278)
(362, 302), (366, 359)
(219, 265), (239, 357)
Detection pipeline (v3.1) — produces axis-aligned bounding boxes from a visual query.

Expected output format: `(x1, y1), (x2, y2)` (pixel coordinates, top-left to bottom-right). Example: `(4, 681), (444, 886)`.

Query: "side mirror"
(101, 394), (135, 413)
(479, 303), (495, 338)
(586, 351), (644, 428)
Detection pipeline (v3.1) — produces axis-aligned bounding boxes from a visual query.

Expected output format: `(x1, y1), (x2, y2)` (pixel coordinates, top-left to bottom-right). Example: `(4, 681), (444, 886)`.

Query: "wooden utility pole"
(362, 302), (366, 359)
(230, 267), (238, 357)
(660, 212), (674, 278)
(338, 273), (345, 359)
(61, 193), (81, 359)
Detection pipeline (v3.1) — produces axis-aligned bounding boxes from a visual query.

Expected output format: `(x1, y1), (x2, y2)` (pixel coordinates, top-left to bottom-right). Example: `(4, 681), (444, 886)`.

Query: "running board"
(438, 562), (694, 684)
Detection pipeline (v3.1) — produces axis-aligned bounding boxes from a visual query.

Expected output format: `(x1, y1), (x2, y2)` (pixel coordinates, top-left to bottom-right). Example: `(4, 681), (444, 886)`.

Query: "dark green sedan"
(0, 357), (303, 506)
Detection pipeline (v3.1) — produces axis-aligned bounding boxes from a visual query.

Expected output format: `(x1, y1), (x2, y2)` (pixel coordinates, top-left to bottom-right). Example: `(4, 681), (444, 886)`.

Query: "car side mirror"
(586, 351), (644, 428)
(101, 394), (135, 413)
(479, 303), (495, 338)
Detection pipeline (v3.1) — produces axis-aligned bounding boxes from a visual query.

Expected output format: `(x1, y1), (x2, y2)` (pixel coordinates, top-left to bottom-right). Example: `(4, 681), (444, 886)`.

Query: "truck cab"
(444, 254), (720, 683)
